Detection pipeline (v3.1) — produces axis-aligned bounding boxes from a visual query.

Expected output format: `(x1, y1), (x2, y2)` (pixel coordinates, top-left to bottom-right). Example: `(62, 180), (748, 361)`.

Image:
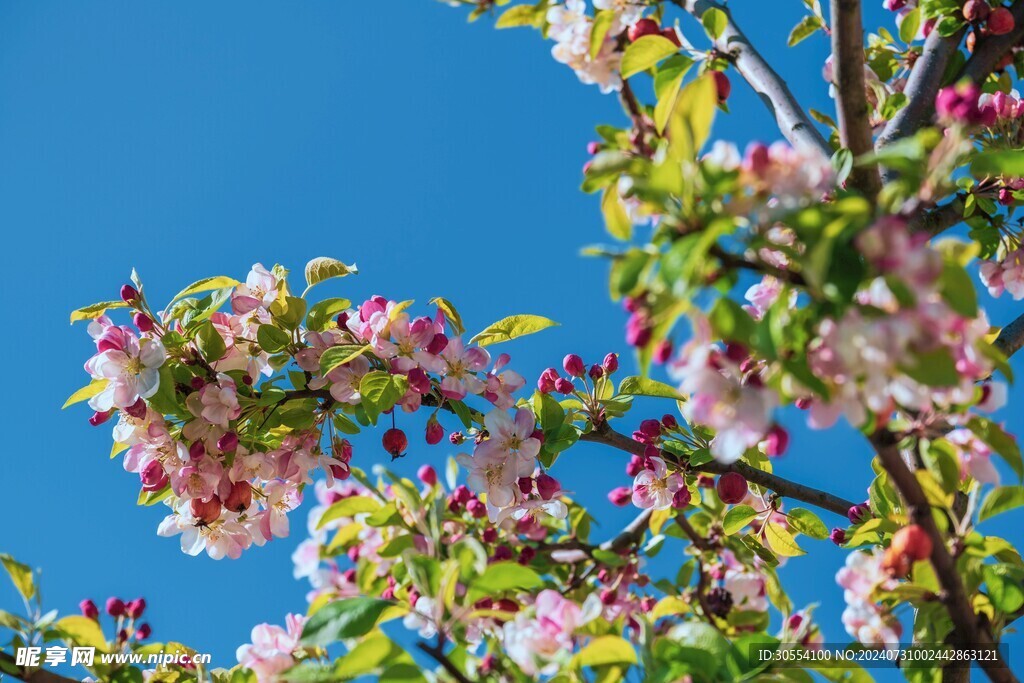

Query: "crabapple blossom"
(235, 613), (307, 683)
(631, 456), (684, 510)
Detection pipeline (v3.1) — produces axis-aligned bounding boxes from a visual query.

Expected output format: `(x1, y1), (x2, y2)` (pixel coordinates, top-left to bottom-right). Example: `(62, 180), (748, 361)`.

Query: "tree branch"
(870, 429), (1017, 683)
(673, 0), (831, 158)
(580, 423), (857, 517)
(911, 196), (964, 236)
(958, 0), (1024, 84)
(416, 637), (473, 683)
(0, 653), (81, 683)
(993, 311), (1024, 359)
(829, 0), (881, 198)
(545, 509), (654, 564)
(876, 26), (967, 154)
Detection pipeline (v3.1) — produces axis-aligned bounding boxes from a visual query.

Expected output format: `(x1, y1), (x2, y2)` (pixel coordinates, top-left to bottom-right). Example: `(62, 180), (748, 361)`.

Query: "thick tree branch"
(876, 27), (967, 153)
(870, 430), (1017, 683)
(580, 423), (857, 517)
(0, 652), (80, 683)
(673, 0), (831, 158)
(545, 509), (653, 564)
(958, 0), (1024, 84)
(829, 0), (881, 198)
(416, 637), (473, 683)
(911, 196), (964, 236)
(993, 311), (1024, 359)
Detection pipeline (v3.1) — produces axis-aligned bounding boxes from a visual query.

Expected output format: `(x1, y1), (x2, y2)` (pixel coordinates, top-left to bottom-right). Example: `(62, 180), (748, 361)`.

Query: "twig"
(672, 0), (831, 158)
(870, 429), (1017, 683)
(545, 509), (654, 564)
(416, 637), (473, 683)
(958, 0), (1024, 84)
(580, 423), (857, 517)
(829, 0), (881, 199)
(674, 513), (713, 552)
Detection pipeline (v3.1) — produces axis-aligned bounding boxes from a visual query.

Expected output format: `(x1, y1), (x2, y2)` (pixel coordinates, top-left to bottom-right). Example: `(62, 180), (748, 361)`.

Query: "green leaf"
(667, 74), (717, 161)
(317, 496), (382, 529)
(573, 635), (638, 668)
(617, 375), (685, 400)
(257, 324), (291, 354)
(306, 297), (352, 332)
(70, 300), (129, 324)
(899, 7), (921, 43)
(195, 320), (227, 363)
(170, 276), (240, 304)
(968, 417), (1023, 480)
(467, 562), (543, 602)
(469, 314), (559, 347)
(653, 58), (693, 133)
(984, 563), (1024, 613)
(0, 554), (35, 602)
(971, 151), (1024, 178)
(788, 14), (823, 46)
(938, 262), (977, 317)
(590, 10), (615, 59)
(304, 257), (358, 293)
(898, 348), (960, 387)
(428, 297), (466, 336)
(56, 615), (107, 650)
(764, 521), (805, 557)
(319, 344), (372, 376)
(723, 505), (760, 535)
(621, 35), (679, 79)
(63, 379), (108, 409)
(359, 371), (409, 424)
(601, 185), (632, 241)
(979, 486), (1024, 522)
(495, 4), (543, 28)
(299, 598), (396, 648)
(787, 508), (829, 540)
(701, 7), (728, 40)
(708, 298), (756, 346)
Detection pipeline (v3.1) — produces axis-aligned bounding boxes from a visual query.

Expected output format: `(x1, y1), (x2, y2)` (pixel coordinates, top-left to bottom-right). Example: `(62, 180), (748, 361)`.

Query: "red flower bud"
(120, 285), (139, 303)
(466, 498), (487, 518)
(661, 26), (681, 47)
(600, 588), (618, 605)
(554, 377), (574, 394)
(653, 339), (673, 364)
(417, 465), (438, 487)
(452, 485), (473, 505)
(105, 597), (126, 617)
(79, 599), (99, 620)
(188, 441), (205, 460)
(608, 486), (632, 506)
(626, 455), (644, 477)
(673, 487), (692, 508)
(830, 527), (846, 545)
(482, 527), (498, 544)
(518, 546), (537, 564)
(425, 333), (449, 355)
(133, 312), (154, 333)
(712, 70), (731, 103)
(425, 416), (445, 445)
(89, 410), (114, 427)
(126, 598), (146, 619)
(764, 424), (790, 457)
(217, 432), (238, 453)
(493, 545), (513, 561)
(716, 472), (748, 504)
(563, 354), (586, 377)
(382, 428), (408, 457)
(224, 481), (253, 512)
(603, 353), (620, 374)
(627, 18), (661, 42)
(662, 414), (678, 430)
(847, 503), (872, 524)
(536, 474), (561, 500)
(588, 364), (604, 380)
(135, 623), (151, 640)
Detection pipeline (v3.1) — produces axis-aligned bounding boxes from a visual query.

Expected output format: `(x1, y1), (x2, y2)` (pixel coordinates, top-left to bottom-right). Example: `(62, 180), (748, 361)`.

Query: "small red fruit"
(224, 481), (253, 512)
(891, 524), (933, 561)
(190, 496), (222, 525)
(963, 0), (991, 22)
(989, 7), (1016, 35)
(717, 472), (748, 504)
(712, 70), (732, 103)
(627, 18), (661, 43)
(382, 428), (408, 457)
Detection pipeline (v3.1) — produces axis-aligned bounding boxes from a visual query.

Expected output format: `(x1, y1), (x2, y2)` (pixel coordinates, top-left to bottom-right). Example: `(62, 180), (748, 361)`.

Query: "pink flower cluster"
(502, 589), (601, 676)
(836, 550), (902, 648)
(981, 243), (1024, 299)
(236, 613), (307, 683)
(704, 140), (834, 211)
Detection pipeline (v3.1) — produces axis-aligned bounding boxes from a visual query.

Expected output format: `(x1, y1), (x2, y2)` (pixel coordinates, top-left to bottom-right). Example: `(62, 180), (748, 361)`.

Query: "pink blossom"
(231, 263), (278, 315)
(235, 613), (307, 682)
(631, 456), (683, 510)
(85, 334), (166, 411)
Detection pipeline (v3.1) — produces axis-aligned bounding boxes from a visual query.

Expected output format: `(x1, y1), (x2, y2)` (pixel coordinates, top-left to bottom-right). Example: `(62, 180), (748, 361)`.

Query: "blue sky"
(1, 1), (1021, 680)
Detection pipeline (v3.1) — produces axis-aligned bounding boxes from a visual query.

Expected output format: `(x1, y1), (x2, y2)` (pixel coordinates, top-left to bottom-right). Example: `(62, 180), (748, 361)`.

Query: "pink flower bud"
(425, 333), (449, 355)
(452, 485), (472, 505)
(123, 398), (147, 420)
(518, 546), (537, 565)
(608, 486), (632, 506)
(712, 70), (731, 102)
(626, 455), (644, 477)
(639, 419), (662, 439)
(999, 187), (1015, 205)
(79, 599), (99, 620)
(673, 487), (692, 508)
(625, 314), (652, 347)
(627, 18), (660, 42)
(603, 352), (620, 373)
(482, 527), (498, 544)
(133, 312), (154, 333)
(417, 465), (438, 487)
(140, 461), (168, 492)
(217, 432), (238, 453)
(588, 364), (604, 380)
(188, 441), (205, 460)
(224, 481), (253, 512)
(830, 527), (846, 545)
(135, 623), (151, 640)
(662, 414), (678, 429)
(190, 496), (222, 525)
(554, 377), (574, 394)
(536, 474), (561, 500)
(466, 498), (486, 518)
(425, 416), (445, 445)
(89, 410), (114, 427)
(493, 545), (513, 561)
(653, 339), (673, 364)
(120, 285), (139, 303)
(716, 472), (748, 504)
(600, 588), (618, 605)
(742, 142), (771, 176)
(563, 354), (586, 377)
(407, 367), (431, 394)
(764, 424), (790, 457)
(847, 503), (872, 524)
(105, 597), (126, 617)
(661, 26), (681, 47)
(382, 428), (408, 457)
(126, 598), (146, 619)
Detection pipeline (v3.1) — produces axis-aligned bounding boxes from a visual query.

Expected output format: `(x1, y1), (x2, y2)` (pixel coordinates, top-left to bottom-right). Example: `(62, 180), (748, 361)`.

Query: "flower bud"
(135, 623), (151, 640)
(554, 377), (574, 394)
(829, 527), (846, 545)
(190, 496), (222, 525)
(662, 414), (678, 430)
(999, 187), (1015, 205)
(217, 432), (238, 453)
(124, 398), (148, 420)
(89, 410), (114, 427)
(963, 0), (991, 21)
(224, 481), (253, 512)
(627, 17), (660, 42)
(625, 314), (652, 347)
(600, 588), (618, 606)
(588, 364), (604, 380)
(79, 599), (99, 620)
(425, 416), (445, 445)
(536, 474), (561, 500)
(890, 524), (933, 561)
(626, 455), (644, 477)
(603, 352), (620, 374)
(764, 424), (790, 457)
(673, 487), (692, 508)
(105, 597), (126, 617)
(466, 498), (487, 518)
(989, 6), (1015, 35)
(518, 546), (537, 565)
(133, 312), (154, 333)
(417, 465), (438, 487)
(608, 486), (632, 506)
(382, 428), (408, 457)
(449, 431), (465, 445)
(120, 285), (139, 303)
(126, 598), (146, 619)
(407, 367), (432, 394)
(493, 545), (513, 561)
(847, 502), (872, 524)
(639, 419), (662, 439)
(586, 141), (602, 155)
(661, 26), (681, 47)
(563, 354), (586, 377)
(482, 527), (498, 544)
(425, 333), (449, 355)
(712, 70), (731, 103)
(716, 472), (748, 504)
(188, 441), (205, 460)
(452, 485), (473, 505)
(653, 339), (673, 364)
(140, 460), (168, 492)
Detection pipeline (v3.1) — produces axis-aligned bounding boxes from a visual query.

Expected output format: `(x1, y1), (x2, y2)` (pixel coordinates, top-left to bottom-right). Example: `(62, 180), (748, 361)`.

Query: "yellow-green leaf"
(56, 615), (108, 651)
(469, 314), (559, 347)
(764, 521), (805, 557)
(590, 10), (615, 59)
(170, 276), (240, 304)
(601, 186), (632, 240)
(621, 35), (679, 79)
(667, 74), (717, 161)
(429, 297), (465, 335)
(304, 257), (358, 293)
(70, 300), (129, 324)
(651, 595), (690, 620)
(617, 375), (685, 400)
(0, 555), (35, 602)
(63, 379), (108, 409)
(701, 7), (727, 40)
(318, 496), (382, 529)
(319, 344), (373, 376)
(573, 635), (638, 668)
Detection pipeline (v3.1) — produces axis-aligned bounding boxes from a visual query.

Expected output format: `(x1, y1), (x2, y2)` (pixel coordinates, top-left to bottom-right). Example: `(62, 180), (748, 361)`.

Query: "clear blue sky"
(2, 2), (1021, 680)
